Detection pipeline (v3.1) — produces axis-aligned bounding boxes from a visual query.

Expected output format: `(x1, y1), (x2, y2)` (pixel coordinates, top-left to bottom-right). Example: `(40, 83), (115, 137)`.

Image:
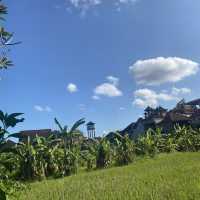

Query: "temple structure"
(121, 98), (200, 138)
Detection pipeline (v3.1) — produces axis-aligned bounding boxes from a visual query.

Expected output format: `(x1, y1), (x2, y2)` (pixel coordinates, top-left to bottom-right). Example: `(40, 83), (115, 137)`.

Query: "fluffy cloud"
(130, 57), (199, 86)
(171, 87), (191, 96)
(68, 0), (101, 14)
(92, 95), (100, 100)
(94, 83), (122, 97)
(106, 76), (119, 86)
(133, 88), (177, 108)
(34, 105), (52, 112)
(69, 0), (101, 8)
(67, 83), (78, 93)
(133, 87), (192, 108)
(93, 76), (122, 98)
(65, 0), (137, 14)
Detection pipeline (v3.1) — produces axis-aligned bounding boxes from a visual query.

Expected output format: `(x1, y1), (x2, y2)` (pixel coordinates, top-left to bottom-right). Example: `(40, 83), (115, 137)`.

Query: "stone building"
(120, 98), (200, 138)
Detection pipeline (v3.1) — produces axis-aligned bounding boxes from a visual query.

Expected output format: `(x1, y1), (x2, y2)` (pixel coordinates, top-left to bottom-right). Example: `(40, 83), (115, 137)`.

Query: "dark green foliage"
(33, 135), (61, 178)
(0, 55), (13, 69)
(136, 129), (159, 157)
(81, 141), (97, 171)
(0, 110), (24, 144)
(0, 1), (21, 70)
(96, 138), (112, 168)
(63, 148), (79, 175)
(173, 126), (200, 152)
(114, 133), (135, 166)
(54, 118), (85, 176)
(0, 189), (6, 200)
(0, 2), (12, 69)
(0, 2), (7, 20)
(2, 117), (200, 199)
(0, 172), (25, 200)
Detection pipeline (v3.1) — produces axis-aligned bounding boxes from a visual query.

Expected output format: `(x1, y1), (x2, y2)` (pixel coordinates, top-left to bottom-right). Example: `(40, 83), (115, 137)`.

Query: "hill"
(16, 152), (200, 200)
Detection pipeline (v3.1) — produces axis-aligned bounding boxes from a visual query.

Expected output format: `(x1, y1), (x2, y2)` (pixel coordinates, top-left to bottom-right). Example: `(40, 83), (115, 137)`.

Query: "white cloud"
(133, 98), (158, 108)
(67, 83), (78, 93)
(45, 106), (52, 112)
(94, 83), (122, 97)
(133, 87), (192, 108)
(66, 0), (101, 15)
(69, 0), (101, 8)
(119, 107), (125, 110)
(65, 0), (137, 15)
(106, 76), (119, 86)
(34, 105), (43, 112)
(92, 95), (100, 100)
(34, 105), (52, 112)
(133, 88), (178, 108)
(118, 0), (137, 4)
(172, 87), (191, 96)
(130, 57), (199, 86)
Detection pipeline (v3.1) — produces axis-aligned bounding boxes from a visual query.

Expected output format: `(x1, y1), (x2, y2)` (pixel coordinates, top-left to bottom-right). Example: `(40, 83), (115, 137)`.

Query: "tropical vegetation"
(14, 152), (200, 200)
(1, 1), (200, 199)
(1, 107), (200, 199)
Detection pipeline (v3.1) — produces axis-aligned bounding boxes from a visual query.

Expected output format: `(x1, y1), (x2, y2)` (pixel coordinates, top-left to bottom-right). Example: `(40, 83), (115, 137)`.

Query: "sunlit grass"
(17, 152), (200, 200)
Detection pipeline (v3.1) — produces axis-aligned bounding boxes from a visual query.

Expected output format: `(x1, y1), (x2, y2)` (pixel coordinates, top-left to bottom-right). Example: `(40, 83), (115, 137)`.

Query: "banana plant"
(0, 110), (24, 144)
(96, 138), (112, 168)
(80, 141), (97, 170)
(136, 129), (158, 157)
(2, 136), (37, 180)
(174, 125), (200, 152)
(114, 133), (135, 166)
(54, 118), (85, 149)
(33, 135), (61, 177)
(54, 118), (85, 176)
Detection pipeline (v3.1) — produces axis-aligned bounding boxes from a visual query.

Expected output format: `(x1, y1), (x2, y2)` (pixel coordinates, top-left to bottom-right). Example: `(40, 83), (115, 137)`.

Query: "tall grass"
(16, 152), (200, 200)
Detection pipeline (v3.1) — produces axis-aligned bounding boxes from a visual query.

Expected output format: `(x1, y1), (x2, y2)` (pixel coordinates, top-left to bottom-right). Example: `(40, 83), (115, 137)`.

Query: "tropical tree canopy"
(0, 110), (24, 142)
(0, 0), (20, 70)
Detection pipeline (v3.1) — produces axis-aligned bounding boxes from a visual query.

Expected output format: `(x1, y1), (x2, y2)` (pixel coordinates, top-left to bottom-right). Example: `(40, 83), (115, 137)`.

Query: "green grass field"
(17, 153), (200, 200)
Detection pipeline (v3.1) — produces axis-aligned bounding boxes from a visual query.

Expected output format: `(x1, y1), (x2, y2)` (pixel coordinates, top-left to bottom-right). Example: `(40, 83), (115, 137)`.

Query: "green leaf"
(0, 188), (6, 200)
(54, 118), (63, 132)
(69, 118), (85, 134)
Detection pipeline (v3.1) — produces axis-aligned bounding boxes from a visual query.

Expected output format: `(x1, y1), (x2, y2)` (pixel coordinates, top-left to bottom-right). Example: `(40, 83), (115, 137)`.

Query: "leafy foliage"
(114, 133), (135, 166)
(96, 138), (112, 168)
(1, 115), (200, 199)
(0, 1), (20, 70)
(54, 118), (85, 176)
(136, 129), (159, 157)
(0, 110), (24, 144)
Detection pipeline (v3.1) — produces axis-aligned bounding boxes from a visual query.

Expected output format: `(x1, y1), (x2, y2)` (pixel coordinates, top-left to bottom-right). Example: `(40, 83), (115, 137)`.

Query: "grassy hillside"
(17, 153), (200, 200)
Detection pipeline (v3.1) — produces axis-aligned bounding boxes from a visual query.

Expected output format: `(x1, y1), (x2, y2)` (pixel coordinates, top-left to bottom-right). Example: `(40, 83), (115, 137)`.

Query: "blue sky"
(1, 0), (200, 136)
